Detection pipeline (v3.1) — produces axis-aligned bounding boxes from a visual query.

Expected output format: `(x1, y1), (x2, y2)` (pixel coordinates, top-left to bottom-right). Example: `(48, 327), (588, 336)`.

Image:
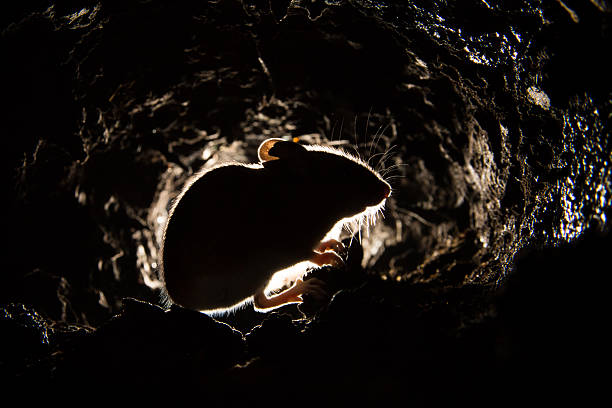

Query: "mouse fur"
(160, 138), (391, 313)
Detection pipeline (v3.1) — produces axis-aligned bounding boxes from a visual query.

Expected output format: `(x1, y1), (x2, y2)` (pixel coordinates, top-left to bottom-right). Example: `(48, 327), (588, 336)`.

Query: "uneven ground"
(1, 0), (611, 403)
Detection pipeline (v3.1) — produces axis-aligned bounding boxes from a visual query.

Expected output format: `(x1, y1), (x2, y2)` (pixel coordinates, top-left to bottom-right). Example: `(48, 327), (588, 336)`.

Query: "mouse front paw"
(316, 239), (346, 254)
(310, 251), (344, 268)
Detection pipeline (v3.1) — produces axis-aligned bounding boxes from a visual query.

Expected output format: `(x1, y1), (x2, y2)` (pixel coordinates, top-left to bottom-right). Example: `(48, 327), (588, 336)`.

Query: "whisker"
(358, 221), (363, 244)
(330, 118), (337, 142)
(367, 122), (390, 167)
(367, 150), (387, 165)
(353, 115), (359, 154)
(380, 164), (409, 177)
(376, 144), (398, 171)
(373, 122), (390, 153)
(383, 176), (406, 183)
(365, 107), (373, 157)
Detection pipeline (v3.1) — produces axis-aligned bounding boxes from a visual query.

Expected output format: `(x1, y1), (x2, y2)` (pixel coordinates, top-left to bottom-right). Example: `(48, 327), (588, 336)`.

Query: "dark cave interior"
(1, 0), (611, 403)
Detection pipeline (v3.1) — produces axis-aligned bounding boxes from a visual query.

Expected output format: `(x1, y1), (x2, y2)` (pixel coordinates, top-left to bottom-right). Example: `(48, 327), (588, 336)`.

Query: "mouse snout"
(382, 182), (391, 199)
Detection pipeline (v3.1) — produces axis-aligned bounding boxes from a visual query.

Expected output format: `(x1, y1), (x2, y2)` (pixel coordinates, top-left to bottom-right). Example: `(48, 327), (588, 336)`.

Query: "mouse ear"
(258, 138), (307, 162)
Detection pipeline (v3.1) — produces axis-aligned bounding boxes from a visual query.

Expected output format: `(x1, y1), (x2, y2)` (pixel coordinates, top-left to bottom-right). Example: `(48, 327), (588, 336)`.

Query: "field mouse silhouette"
(160, 138), (391, 314)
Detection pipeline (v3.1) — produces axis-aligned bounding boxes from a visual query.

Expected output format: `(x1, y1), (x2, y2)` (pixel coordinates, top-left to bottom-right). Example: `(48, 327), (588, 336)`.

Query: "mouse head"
(258, 138), (391, 218)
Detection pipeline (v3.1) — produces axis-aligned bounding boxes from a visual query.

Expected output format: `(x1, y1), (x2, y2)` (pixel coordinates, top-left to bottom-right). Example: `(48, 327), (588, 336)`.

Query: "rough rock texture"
(2, 0), (610, 403)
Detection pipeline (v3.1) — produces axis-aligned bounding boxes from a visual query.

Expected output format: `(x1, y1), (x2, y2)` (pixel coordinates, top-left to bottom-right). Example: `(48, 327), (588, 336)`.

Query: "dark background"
(1, 0), (610, 403)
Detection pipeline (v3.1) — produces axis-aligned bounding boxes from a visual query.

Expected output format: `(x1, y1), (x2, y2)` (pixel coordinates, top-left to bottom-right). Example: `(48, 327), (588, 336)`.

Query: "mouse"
(160, 137), (391, 314)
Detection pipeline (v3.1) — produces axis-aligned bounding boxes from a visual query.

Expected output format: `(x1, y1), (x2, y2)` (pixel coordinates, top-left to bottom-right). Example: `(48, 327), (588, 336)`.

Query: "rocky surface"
(2, 0), (610, 403)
